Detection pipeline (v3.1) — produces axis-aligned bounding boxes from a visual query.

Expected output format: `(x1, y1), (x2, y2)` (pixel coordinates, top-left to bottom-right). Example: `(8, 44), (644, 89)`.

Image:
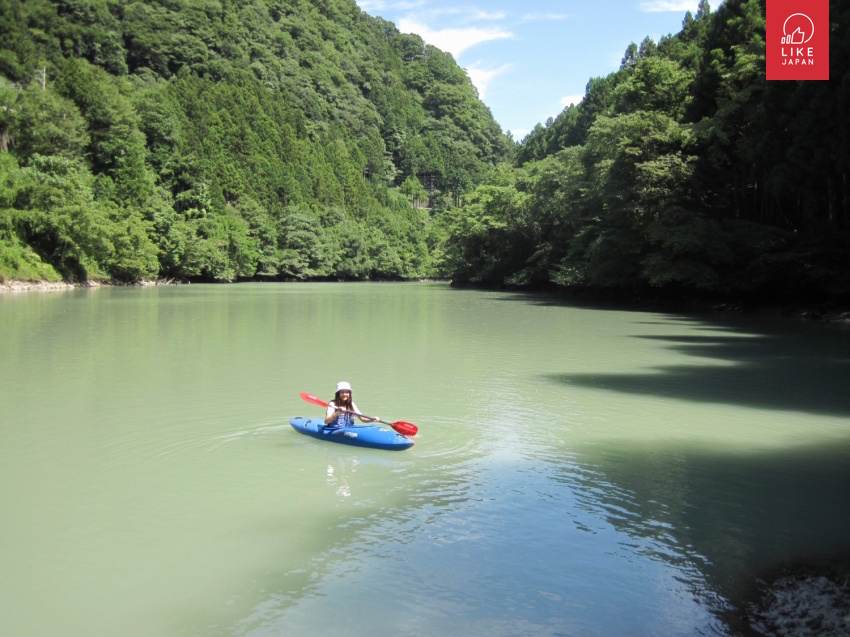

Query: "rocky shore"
(1, 280), (81, 292)
(0, 279), (173, 292)
(735, 561), (850, 637)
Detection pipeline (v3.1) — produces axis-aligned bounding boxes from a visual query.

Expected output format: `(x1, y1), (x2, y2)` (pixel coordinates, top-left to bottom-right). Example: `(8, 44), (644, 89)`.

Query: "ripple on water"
(400, 414), (489, 460)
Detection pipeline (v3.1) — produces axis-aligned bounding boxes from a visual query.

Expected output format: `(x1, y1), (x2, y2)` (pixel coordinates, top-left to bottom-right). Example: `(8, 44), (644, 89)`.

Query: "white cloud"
(413, 7), (505, 21)
(465, 63), (512, 100)
(510, 128), (529, 139)
(354, 0), (385, 10)
(521, 13), (569, 22)
(560, 94), (584, 108)
(472, 10), (507, 21)
(639, 0), (698, 12)
(397, 18), (513, 58)
(355, 0), (426, 12)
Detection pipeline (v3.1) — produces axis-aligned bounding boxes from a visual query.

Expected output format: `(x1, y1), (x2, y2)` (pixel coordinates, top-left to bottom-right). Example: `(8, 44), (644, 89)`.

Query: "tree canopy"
(3, 0), (848, 304)
(0, 0), (509, 282)
(444, 0), (850, 302)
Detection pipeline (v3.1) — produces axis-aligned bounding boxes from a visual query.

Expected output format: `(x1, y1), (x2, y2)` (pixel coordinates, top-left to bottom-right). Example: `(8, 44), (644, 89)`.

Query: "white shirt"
(326, 401), (361, 425)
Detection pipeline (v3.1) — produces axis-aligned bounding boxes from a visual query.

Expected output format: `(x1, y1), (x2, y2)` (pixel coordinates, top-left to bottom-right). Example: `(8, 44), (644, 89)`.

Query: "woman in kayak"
(324, 381), (379, 428)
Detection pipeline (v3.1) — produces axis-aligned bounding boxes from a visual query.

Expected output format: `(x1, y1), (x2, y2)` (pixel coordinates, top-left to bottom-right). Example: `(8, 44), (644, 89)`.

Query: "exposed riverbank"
(0, 279), (177, 292)
(1, 280), (87, 292)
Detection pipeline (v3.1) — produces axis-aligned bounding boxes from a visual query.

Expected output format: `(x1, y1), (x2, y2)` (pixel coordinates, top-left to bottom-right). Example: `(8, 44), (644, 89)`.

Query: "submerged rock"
(746, 568), (850, 637)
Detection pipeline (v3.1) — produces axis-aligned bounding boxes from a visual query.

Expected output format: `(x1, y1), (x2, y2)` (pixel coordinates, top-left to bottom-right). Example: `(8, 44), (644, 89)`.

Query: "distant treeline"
(0, 0), (509, 283)
(442, 0), (850, 301)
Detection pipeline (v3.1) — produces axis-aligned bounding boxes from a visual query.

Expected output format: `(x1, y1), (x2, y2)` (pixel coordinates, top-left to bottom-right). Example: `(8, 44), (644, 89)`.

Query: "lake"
(2, 282), (849, 636)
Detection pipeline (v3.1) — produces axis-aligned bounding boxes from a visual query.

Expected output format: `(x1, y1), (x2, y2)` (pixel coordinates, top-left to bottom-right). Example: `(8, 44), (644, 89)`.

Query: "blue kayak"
(289, 417), (414, 451)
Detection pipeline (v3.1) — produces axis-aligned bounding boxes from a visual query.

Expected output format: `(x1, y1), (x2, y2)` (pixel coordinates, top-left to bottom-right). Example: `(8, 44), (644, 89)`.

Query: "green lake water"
(2, 282), (849, 636)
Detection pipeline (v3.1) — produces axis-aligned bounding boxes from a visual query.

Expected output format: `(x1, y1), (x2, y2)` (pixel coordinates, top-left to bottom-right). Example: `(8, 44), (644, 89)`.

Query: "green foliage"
(0, 0), (38, 81)
(1, 153), (159, 280)
(442, 175), (539, 285)
(447, 0), (850, 300)
(611, 57), (694, 119)
(0, 153), (60, 280)
(6, 0), (845, 299)
(398, 175), (428, 207)
(642, 208), (733, 289)
(0, 0), (510, 283)
(3, 83), (89, 160)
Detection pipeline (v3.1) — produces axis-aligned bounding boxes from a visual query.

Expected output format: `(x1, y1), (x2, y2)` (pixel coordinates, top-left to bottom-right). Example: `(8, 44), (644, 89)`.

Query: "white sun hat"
(336, 381), (352, 392)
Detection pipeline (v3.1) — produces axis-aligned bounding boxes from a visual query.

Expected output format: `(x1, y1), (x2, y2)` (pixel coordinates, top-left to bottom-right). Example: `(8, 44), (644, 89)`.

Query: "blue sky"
(354, 0), (707, 139)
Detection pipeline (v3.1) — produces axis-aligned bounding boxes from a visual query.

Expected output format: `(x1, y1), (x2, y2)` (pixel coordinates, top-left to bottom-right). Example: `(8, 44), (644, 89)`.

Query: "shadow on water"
(528, 308), (850, 634)
(543, 439), (850, 636)
(547, 322), (850, 417)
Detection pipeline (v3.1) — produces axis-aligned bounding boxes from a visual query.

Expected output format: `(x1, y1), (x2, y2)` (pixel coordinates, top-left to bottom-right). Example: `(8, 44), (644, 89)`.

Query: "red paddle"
(299, 392), (418, 437)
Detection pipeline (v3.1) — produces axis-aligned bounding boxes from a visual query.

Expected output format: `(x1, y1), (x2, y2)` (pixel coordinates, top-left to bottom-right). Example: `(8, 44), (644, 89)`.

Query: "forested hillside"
(3, 0), (848, 302)
(0, 0), (509, 283)
(441, 0), (850, 302)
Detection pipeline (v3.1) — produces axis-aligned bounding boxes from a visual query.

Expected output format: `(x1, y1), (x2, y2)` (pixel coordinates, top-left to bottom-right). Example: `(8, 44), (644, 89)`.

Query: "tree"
(398, 175), (428, 208)
(5, 83), (90, 161)
(621, 43), (639, 70)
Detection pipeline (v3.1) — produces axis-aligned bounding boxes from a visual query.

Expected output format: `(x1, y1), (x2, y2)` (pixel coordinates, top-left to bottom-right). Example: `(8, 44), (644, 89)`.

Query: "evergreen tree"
(0, 0), (510, 283)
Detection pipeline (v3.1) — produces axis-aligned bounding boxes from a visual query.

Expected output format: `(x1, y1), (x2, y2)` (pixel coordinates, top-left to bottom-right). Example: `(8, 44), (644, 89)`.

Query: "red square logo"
(767, 0), (830, 80)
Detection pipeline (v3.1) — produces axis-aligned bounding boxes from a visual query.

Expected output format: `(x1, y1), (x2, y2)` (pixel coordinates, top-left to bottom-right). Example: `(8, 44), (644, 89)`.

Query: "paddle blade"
(391, 421), (418, 437)
(300, 392), (328, 408)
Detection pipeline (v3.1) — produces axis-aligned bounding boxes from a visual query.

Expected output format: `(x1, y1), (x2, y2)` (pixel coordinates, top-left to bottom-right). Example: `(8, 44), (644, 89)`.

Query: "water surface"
(1, 283), (849, 636)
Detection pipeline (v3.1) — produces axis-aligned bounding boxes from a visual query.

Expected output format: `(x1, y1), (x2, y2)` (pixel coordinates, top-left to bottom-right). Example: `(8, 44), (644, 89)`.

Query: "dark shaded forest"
(1, 0), (848, 304)
(442, 0), (850, 303)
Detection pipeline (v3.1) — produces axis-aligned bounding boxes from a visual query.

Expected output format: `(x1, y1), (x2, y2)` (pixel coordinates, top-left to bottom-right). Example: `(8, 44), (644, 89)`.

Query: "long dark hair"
(332, 390), (353, 410)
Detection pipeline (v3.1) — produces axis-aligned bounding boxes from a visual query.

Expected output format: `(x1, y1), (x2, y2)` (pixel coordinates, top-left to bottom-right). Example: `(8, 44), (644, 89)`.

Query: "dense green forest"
(0, 0), (508, 282)
(444, 0), (850, 301)
(1, 0), (848, 302)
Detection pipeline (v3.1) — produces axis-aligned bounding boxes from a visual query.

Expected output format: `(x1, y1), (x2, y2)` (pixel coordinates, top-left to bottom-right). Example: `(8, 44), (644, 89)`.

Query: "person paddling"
(324, 382), (379, 428)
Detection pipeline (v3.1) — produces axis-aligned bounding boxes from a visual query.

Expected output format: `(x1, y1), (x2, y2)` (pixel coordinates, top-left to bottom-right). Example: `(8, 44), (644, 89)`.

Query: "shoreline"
(3, 279), (850, 324)
(0, 279), (178, 292)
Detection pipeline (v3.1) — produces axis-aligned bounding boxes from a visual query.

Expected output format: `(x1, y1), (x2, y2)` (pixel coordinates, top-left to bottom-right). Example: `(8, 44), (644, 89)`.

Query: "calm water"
(1, 282), (849, 637)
